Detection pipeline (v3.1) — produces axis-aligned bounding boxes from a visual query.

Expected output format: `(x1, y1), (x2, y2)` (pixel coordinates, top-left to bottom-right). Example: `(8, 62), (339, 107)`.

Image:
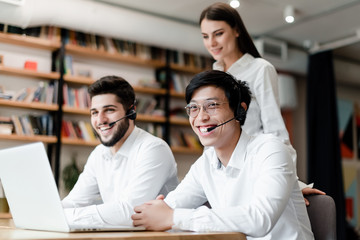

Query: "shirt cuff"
(298, 181), (314, 190)
(172, 208), (195, 231)
(64, 205), (104, 226)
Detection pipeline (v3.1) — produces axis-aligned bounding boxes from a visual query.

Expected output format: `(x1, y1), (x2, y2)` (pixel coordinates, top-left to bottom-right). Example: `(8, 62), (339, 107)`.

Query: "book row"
(0, 114), (54, 136)
(138, 123), (165, 139)
(63, 83), (90, 109)
(157, 69), (193, 93)
(0, 82), (58, 104)
(170, 130), (202, 150)
(0, 24), (60, 42)
(61, 120), (97, 141)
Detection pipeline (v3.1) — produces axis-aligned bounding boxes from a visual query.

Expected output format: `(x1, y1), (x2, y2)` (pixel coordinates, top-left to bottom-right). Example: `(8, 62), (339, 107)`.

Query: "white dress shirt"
(213, 54), (309, 188)
(165, 132), (314, 240)
(62, 126), (178, 226)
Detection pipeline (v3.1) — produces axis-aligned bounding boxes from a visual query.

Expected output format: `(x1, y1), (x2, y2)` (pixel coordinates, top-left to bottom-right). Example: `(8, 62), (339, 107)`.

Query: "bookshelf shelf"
(0, 65), (60, 80)
(63, 76), (167, 96)
(0, 213), (12, 219)
(0, 133), (57, 143)
(62, 106), (167, 123)
(62, 106), (90, 115)
(170, 116), (189, 126)
(0, 32), (61, 51)
(137, 114), (166, 123)
(133, 86), (167, 96)
(0, 99), (58, 111)
(65, 44), (166, 68)
(61, 138), (100, 147)
(169, 90), (185, 98)
(171, 146), (203, 154)
(63, 74), (95, 85)
(170, 63), (205, 75)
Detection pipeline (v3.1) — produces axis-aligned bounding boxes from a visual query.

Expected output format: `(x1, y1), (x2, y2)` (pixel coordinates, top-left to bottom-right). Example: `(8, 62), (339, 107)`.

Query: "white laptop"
(0, 142), (145, 232)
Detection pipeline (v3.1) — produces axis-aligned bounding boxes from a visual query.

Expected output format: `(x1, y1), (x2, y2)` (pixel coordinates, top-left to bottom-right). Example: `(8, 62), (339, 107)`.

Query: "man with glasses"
(132, 70), (314, 240)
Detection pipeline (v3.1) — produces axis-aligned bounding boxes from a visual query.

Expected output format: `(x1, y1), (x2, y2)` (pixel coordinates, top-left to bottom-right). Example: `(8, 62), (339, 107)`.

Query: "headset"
(125, 105), (137, 120)
(231, 78), (247, 124)
(108, 105), (137, 127)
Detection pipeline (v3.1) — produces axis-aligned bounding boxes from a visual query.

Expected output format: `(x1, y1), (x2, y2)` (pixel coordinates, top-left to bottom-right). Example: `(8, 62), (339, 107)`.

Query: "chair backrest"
(306, 194), (337, 240)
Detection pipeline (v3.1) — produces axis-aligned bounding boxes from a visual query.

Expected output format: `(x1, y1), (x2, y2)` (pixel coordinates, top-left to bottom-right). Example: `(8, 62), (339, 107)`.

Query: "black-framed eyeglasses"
(185, 101), (228, 118)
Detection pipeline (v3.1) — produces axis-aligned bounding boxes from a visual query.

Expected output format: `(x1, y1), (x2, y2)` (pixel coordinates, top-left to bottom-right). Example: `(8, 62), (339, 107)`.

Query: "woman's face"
(200, 19), (239, 62)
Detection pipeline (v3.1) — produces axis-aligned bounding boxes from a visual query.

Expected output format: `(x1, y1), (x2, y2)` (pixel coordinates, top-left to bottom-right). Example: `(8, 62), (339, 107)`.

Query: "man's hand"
(302, 187), (326, 206)
(132, 196), (173, 231)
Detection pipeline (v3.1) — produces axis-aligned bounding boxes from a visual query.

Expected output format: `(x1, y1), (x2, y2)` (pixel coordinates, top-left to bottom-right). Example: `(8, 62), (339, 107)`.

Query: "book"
(64, 55), (74, 75)
(0, 123), (13, 135)
(11, 115), (24, 135)
(0, 116), (14, 135)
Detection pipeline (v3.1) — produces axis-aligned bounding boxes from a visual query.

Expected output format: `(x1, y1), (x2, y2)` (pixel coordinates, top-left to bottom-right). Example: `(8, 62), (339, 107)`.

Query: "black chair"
(306, 195), (337, 240)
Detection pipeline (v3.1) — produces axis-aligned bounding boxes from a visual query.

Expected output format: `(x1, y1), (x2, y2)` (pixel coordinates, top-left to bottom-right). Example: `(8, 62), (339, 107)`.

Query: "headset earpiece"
(235, 106), (246, 123)
(233, 80), (246, 124)
(126, 107), (137, 120)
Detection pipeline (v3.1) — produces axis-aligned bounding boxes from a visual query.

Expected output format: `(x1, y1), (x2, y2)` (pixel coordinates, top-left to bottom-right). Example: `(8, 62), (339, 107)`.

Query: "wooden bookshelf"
(170, 90), (185, 98)
(0, 65), (60, 80)
(63, 76), (167, 96)
(0, 134), (57, 143)
(64, 74), (95, 85)
(0, 32), (61, 51)
(61, 138), (99, 147)
(170, 116), (189, 126)
(0, 212), (11, 219)
(134, 86), (166, 95)
(171, 145), (203, 154)
(62, 106), (167, 123)
(65, 44), (166, 68)
(170, 63), (206, 75)
(0, 99), (58, 111)
(62, 106), (90, 115)
(0, 26), (209, 182)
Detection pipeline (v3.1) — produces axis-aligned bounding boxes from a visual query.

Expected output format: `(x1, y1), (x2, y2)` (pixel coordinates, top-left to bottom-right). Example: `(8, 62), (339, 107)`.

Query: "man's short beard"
(94, 118), (130, 147)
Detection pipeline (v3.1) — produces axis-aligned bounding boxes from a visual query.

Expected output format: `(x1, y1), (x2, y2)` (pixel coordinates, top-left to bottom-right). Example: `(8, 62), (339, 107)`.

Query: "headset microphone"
(108, 111), (136, 127)
(206, 117), (236, 132)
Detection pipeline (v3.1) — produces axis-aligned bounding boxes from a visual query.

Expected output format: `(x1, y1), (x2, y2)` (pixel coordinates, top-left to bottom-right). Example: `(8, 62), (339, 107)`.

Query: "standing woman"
(199, 2), (324, 201)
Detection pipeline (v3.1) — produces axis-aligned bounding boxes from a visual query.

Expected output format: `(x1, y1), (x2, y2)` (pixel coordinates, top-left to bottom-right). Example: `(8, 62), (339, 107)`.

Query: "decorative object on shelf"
(62, 155), (80, 193)
(0, 54), (3, 66)
(0, 116), (14, 135)
(24, 60), (37, 71)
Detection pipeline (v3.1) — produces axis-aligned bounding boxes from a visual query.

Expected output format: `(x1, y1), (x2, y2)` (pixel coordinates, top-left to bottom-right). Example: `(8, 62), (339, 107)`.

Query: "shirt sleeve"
(97, 142), (177, 226)
(254, 63), (289, 141)
(165, 158), (207, 209)
(170, 145), (297, 237)
(253, 63), (299, 177)
(63, 141), (177, 226)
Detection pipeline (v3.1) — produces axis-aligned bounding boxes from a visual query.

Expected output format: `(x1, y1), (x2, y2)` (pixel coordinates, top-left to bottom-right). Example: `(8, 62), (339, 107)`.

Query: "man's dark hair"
(185, 70), (251, 125)
(88, 75), (135, 111)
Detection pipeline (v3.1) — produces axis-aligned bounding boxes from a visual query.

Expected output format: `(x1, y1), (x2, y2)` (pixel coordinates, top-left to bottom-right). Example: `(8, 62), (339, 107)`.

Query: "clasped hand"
(132, 195), (174, 231)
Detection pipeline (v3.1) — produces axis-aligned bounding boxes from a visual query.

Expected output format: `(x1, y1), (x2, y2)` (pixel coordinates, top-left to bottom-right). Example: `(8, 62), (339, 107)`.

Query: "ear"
(240, 102), (247, 111)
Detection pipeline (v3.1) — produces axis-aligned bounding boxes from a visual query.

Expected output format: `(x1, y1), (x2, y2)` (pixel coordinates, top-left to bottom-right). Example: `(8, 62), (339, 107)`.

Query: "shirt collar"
(101, 126), (139, 160)
(208, 130), (251, 170)
(227, 130), (251, 170)
(213, 53), (254, 72)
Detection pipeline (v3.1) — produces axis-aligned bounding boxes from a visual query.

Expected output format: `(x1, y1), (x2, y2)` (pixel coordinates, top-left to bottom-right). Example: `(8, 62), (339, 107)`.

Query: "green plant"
(62, 155), (80, 193)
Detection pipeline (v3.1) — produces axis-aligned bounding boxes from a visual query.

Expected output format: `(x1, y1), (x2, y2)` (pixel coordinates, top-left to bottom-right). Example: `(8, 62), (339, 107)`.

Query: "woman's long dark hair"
(199, 2), (261, 58)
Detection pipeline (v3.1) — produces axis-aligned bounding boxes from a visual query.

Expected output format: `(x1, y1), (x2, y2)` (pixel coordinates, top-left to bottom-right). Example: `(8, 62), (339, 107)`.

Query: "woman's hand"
(302, 187), (326, 206)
